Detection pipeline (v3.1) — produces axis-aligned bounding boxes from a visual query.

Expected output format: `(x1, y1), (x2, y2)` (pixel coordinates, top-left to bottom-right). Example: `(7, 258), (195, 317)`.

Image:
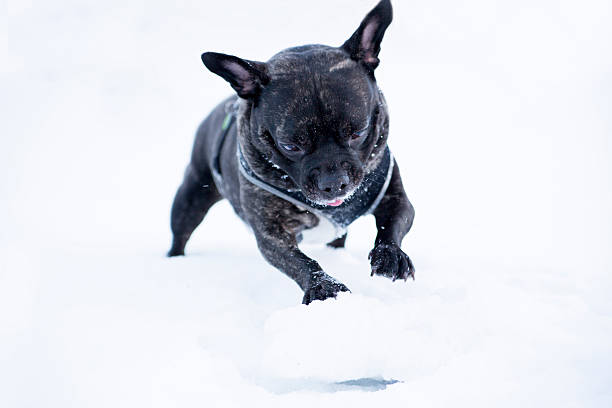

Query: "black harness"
(211, 105), (394, 232)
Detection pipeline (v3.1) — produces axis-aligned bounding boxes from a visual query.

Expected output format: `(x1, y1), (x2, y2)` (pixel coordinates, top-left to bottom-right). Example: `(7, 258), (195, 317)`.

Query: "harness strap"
(210, 102), (239, 196)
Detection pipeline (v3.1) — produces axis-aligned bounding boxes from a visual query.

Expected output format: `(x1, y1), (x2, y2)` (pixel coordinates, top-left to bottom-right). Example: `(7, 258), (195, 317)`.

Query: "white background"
(1, 0), (611, 406)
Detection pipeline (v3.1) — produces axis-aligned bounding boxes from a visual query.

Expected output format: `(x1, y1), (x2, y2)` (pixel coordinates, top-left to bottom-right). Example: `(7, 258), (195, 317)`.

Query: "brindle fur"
(168, 0), (415, 304)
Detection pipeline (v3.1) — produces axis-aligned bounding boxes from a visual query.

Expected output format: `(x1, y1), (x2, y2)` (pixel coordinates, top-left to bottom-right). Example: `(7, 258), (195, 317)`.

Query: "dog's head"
(202, 0), (393, 207)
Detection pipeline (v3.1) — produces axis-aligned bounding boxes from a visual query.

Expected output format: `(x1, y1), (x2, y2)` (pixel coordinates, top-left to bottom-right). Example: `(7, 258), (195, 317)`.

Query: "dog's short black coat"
(168, 0), (415, 304)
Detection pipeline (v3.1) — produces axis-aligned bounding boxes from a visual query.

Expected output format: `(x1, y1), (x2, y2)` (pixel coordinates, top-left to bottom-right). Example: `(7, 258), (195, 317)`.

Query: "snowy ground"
(2, 0), (611, 407)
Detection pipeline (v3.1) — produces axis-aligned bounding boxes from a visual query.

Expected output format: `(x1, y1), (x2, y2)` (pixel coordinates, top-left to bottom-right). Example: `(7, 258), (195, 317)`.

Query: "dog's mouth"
(326, 199), (344, 207)
(303, 192), (349, 208)
(306, 186), (359, 208)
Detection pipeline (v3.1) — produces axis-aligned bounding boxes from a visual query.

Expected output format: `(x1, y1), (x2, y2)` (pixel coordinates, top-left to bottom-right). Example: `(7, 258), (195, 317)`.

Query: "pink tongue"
(327, 199), (344, 207)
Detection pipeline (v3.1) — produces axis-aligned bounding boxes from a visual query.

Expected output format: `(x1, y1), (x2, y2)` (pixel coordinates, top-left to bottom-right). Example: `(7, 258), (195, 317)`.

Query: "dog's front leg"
(243, 189), (349, 304)
(370, 160), (416, 281)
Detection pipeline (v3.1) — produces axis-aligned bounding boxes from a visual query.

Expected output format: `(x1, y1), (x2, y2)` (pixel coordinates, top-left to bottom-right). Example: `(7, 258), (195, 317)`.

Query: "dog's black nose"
(317, 171), (350, 195)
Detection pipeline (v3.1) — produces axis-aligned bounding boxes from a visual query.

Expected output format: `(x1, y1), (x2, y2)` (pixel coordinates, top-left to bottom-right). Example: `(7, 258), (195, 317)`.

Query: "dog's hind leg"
(326, 233), (347, 249)
(167, 164), (222, 257)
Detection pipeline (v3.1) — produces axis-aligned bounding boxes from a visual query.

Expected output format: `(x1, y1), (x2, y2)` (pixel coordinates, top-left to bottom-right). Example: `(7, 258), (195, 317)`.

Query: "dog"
(168, 0), (415, 304)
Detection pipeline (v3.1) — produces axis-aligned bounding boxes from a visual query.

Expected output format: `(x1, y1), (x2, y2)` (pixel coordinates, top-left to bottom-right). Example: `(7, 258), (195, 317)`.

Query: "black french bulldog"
(168, 0), (415, 304)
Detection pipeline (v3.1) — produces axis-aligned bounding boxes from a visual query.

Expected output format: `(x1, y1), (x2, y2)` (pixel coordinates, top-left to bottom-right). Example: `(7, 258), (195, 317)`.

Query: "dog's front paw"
(369, 242), (415, 281)
(302, 272), (350, 305)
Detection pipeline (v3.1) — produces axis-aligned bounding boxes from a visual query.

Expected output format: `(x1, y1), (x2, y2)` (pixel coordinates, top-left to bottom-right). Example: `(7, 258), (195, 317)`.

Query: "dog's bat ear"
(201, 52), (269, 99)
(341, 0), (393, 72)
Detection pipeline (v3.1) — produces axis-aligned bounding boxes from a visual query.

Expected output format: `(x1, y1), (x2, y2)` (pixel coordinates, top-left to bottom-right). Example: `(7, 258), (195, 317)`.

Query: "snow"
(2, 0), (612, 407)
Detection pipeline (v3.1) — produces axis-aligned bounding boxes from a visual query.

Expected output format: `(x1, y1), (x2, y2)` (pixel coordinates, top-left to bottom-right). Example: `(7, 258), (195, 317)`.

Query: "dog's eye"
(279, 142), (302, 153)
(350, 127), (368, 141)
